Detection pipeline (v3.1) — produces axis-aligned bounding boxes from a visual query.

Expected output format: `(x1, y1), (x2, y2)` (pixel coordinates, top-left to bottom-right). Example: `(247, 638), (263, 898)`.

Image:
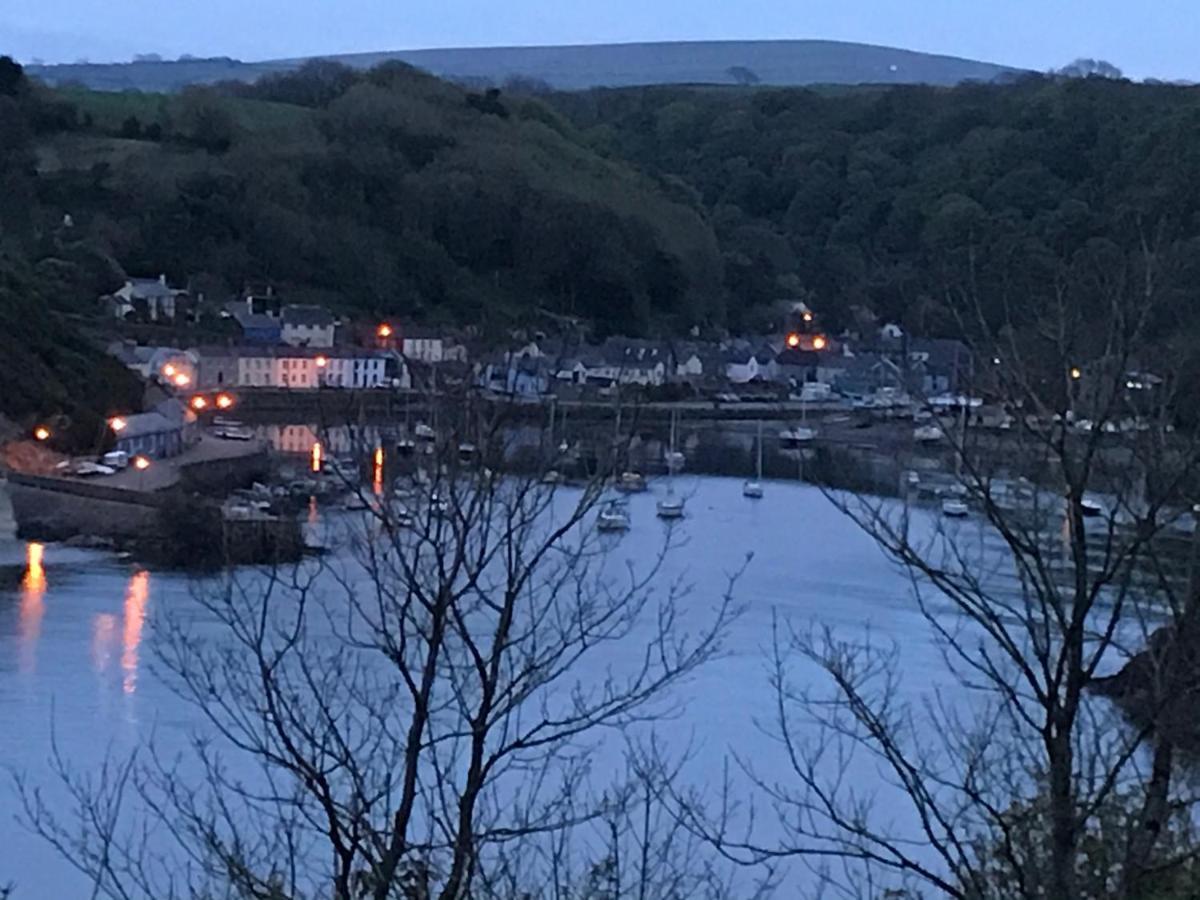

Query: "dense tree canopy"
(550, 76), (1200, 342)
(19, 59), (726, 337)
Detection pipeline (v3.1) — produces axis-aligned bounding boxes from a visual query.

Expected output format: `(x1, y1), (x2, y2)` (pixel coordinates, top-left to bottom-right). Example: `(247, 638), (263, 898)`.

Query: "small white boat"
(414, 423), (435, 441)
(779, 426), (817, 446)
(1080, 497), (1105, 518)
(656, 492), (685, 520)
(616, 471), (647, 493)
(458, 442), (477, 460)
(942, 498), (969, 518)
(597, 500), (631, 532)
(914, 425), (945, 443)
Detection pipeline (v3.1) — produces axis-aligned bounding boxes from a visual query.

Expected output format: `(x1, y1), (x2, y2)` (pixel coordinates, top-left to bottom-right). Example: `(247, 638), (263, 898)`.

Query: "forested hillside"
(0, 58), (142, 443)
(19, 60), (726, 336)
(550, 76), (1200, 339)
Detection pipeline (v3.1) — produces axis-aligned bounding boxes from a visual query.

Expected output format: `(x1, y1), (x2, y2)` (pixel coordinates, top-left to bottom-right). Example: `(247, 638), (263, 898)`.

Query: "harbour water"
(0, 476), (1085, 896)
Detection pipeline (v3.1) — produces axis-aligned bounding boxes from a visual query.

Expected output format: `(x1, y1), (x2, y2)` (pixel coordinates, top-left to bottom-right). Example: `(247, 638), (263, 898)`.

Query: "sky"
(3, 0), (1199, 80)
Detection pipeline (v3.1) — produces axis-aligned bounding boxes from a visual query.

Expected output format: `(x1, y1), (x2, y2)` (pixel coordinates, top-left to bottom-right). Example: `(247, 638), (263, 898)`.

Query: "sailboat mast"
(756, 420), (763, 480)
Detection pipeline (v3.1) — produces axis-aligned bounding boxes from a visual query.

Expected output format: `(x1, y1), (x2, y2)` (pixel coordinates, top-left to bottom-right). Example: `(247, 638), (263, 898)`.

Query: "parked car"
(102, 451), (129, 470)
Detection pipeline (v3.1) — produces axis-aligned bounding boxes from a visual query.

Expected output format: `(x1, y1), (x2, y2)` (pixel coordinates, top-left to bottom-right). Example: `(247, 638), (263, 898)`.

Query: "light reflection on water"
(92, 612), (117, 673)
(121, 570), (149, 695)
(18, 541), (46, 674)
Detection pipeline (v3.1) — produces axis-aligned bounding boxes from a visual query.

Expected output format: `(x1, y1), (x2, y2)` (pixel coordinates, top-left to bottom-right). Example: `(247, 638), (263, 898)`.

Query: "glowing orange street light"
(802, 311), (814, 323)
(190, 396), (208, 411)
(786, 332), (802, 349)
(377, 323), (393, 339)
(109, 416), (128, 433)
(162, 364), (177, 378)
(812, 335), (828, 351)
(315, 355), (328, 368)
(215, 393), (235, 410)
(133, 456), (151, 471)
(173, 372), (191, 387)
(1070, 367), (1083, 381)
(33, 426), (51, 441)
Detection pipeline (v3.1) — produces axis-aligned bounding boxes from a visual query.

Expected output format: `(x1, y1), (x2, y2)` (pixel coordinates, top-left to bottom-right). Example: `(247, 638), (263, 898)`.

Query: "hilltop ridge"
(27, 39), (1021, 93)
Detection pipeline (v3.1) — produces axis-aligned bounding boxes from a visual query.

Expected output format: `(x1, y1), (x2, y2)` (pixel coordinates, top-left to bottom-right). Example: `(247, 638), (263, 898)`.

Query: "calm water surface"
(0, 478), (953, 898)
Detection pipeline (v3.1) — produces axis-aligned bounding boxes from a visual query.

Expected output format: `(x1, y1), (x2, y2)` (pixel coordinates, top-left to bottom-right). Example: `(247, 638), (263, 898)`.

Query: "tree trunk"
(1047, 722), (1078, 900)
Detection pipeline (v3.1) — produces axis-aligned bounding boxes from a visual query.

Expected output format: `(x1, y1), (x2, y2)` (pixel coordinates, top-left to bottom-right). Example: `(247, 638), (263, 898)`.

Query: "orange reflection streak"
(307, 495), (320, 526)
(92, 613), (117, 673)
(121, 570), (150, 695)
(18, 542), (47, 674)
(311, 441), (323, 473)
(373, 446), (385, 496)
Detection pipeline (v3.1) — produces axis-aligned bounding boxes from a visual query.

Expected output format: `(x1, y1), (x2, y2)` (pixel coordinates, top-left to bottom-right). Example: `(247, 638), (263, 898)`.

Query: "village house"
(400, 327), (447, 363)
(104, 275), (191, 322)
(477, 350), (549, 398)
(226, 304), (283, 345)
(107, 342), (198, 383)
(724, 349), (778, 384)
(280, 305), (336, 348)
(669, 343), (706, 381)
(195, 347), (407, 390)
(112, 399), (198, 459)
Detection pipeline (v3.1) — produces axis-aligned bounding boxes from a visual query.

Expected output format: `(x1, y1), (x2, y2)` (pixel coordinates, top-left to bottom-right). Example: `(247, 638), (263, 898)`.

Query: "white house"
(401, 328), (446, 363)
(107, 275), (189, 322)
(725, 350), (779, 384)
(673, 351), (705, 381)
(281, 305), (336, 348)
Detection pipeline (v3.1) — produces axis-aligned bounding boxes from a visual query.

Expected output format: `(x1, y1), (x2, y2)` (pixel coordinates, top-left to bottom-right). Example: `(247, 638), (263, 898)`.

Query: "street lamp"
(812, 335), (828, 351)
(109, 416), (128, 433)
(215, 393), (235, 410)
(190, 396), (208, 411)
(377, 323), (393, 339)
(33, 426), (51, 442)
(786, 332), (802, 349)
(133, 456), (151, 471)
(173, 372), (191, 388)
(316, 355), (328, 368)
(1070, 367), (1082, 381)
(162, 364), (177, 378)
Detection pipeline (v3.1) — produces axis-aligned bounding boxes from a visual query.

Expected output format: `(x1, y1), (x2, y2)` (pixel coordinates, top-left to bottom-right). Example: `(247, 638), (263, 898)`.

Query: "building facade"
(113, 400), (197, 459)
(196, 347), (403, 390)
(281, 305), (336, 348)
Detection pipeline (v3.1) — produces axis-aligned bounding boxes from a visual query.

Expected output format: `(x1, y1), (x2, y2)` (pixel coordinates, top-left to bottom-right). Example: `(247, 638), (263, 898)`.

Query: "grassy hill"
(26, 39), (1021, 93)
